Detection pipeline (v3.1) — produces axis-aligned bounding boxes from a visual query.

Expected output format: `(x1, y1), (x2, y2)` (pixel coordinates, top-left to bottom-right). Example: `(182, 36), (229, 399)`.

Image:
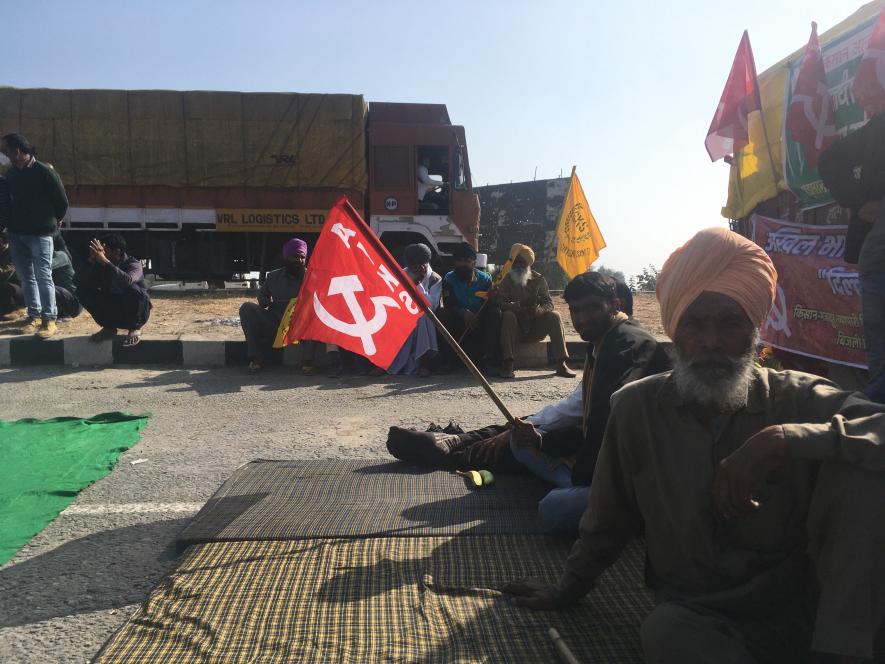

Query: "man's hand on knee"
(713, 424), (788, 518)
(510, 417), (542, 449)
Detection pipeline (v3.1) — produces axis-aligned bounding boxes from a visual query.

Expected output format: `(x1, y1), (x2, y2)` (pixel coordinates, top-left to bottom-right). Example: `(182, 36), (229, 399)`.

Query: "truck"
(0, 88), (481, 281)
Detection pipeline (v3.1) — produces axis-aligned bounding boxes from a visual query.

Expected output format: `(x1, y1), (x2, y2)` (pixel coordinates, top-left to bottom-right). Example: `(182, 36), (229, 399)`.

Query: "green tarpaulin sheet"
(0, 412), (149, 565)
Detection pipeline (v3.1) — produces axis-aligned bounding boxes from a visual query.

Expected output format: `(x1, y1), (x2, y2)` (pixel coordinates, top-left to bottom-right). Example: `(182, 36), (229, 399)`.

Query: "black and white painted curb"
(0, 335), (589, 368)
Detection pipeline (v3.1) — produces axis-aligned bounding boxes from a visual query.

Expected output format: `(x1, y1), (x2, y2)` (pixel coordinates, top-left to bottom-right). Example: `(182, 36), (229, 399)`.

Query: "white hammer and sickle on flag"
(313, 275), (400, 356)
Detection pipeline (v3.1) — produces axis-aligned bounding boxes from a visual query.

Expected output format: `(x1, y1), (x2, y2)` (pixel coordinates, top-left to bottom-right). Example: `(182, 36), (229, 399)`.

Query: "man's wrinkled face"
(285, 253), (306, 276)
(408, 260), (429, 281)
(454, 257), (475, 279)
(509, 255), (530, 286)
(673, 292), (757, 408)
(567, 293), (619, 342)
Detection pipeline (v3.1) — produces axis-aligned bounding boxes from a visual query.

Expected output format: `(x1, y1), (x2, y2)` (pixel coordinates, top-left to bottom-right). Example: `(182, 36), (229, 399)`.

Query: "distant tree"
(629, 264), (660, 292)
(592, 264), (626, 284)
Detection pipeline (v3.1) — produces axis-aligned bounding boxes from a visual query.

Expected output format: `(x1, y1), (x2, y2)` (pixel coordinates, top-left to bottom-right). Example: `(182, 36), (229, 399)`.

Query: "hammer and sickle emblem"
(765, 285), (791, 338)
(313, 275), (400, 355)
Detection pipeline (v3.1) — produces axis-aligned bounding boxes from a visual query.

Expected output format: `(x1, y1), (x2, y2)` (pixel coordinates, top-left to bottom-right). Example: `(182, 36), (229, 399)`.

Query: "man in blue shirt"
(436, 242), (501, 372)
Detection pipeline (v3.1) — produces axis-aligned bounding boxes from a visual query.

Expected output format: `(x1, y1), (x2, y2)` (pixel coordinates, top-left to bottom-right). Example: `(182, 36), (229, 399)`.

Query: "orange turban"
(656, 227), (777, 339)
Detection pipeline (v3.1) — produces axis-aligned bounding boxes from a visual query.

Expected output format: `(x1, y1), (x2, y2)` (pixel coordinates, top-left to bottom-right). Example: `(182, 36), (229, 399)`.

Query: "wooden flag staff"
(336, 197), (516, 425)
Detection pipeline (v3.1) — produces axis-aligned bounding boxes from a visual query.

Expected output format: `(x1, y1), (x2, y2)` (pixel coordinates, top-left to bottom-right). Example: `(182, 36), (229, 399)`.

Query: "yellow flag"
(272, 297), (299, 349)
(556, 169), (606, 278)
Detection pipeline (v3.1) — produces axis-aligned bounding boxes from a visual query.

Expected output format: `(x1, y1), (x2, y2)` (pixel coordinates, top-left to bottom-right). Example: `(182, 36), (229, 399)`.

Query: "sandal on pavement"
(122, 331), (142, 348)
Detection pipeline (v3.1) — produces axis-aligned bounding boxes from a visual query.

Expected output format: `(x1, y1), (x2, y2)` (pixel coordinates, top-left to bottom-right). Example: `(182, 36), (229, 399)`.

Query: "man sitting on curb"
(50, 243), (81, 319)
(436, 242), (501, 373)
(503, 227), (885, 663)
(0, 232), (24, 318)
(240, 237), (310, 374)
(387, 271), (670, 532)
(495, 242), (573, 379)
(81, 233), (151, 347)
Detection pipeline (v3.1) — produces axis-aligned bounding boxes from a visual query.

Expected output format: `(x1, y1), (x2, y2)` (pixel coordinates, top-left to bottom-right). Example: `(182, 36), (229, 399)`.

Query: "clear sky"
(3, 0), (861, 277)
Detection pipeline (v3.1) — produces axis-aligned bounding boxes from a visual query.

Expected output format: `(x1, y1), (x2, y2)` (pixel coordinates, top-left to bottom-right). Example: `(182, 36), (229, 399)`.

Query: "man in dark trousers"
(0, 232), (24, 318)
(387, 271), (671, 532)
(239, 237), (311, 374)
(80, 233), (151, 347)
(436, 242), (501, 372)
(819, 114), (885, 401)
(1, 133), (69, 339)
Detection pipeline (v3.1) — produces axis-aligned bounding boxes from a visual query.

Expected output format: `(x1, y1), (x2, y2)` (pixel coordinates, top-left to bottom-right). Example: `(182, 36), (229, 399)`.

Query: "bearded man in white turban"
(504, 227), (885, 663)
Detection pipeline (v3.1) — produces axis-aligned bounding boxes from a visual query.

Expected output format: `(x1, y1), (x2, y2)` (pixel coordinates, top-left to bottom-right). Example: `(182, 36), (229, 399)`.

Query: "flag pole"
(338, 198), (516, 424)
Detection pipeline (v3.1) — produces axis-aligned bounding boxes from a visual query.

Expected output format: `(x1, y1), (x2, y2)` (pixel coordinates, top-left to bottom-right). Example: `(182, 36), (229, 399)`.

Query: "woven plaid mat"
(94, 536), (652, 664)
(177, 459), (551, 546)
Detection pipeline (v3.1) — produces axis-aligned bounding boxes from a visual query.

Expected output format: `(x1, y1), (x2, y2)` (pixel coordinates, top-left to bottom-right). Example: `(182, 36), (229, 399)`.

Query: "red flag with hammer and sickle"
(853, 7), (885, 117)
(786, 22), (838, 171)
(705, 31), (762, 162)
(282, 197), (428, 369)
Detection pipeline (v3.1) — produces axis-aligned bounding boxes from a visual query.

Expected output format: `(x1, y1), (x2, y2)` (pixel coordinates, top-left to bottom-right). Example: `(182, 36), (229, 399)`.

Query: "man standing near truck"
(819, 114), (885, 402)
(0, 133), (69, 339)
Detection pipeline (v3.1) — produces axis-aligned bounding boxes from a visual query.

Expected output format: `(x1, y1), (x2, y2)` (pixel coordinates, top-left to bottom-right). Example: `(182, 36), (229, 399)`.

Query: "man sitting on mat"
(503, 228), (885, 663)
(387, 271), (670, 532)
(81, 233), (152, 347)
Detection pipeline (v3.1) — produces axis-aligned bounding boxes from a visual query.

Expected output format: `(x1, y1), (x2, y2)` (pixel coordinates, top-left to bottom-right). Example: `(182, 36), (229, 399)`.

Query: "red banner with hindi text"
(754, 215), (866, 368)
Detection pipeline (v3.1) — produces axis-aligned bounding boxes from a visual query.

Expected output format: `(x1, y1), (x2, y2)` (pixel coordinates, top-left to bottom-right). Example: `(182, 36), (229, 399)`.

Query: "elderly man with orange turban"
(504, 227), (885, 662)
(495, 243), (574, 379)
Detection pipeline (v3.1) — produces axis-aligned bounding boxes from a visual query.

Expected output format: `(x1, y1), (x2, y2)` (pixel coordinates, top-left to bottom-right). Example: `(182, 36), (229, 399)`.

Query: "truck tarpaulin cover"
(0, 88), (368, 191)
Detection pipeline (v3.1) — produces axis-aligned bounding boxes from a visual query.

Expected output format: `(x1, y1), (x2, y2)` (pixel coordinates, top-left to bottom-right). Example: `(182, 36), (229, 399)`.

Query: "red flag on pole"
(786, 22), (838, 171)
(853, 7), (885, 117)
(705, 31), (762, 162)
(283, 197), (428, 369)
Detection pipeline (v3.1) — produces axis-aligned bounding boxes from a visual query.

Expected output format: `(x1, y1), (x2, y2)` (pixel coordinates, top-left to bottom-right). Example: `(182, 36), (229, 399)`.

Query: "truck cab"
(367, 103), (480, 265)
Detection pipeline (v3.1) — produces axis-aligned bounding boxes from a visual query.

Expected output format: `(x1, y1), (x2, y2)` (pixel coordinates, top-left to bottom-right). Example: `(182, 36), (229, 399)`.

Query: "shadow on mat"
(352, 461), (436, 475)
(0, 518), (188, 628)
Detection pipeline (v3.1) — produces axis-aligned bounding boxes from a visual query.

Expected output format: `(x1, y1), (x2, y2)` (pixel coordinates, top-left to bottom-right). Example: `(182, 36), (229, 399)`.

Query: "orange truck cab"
(367, 102), (480, 262)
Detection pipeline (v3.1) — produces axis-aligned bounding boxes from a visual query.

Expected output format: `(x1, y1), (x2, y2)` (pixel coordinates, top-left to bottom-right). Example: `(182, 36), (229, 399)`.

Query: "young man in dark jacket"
(1, 133), (69, 339)
(387, 272), (671, 532)
(80, 233), (151, 347)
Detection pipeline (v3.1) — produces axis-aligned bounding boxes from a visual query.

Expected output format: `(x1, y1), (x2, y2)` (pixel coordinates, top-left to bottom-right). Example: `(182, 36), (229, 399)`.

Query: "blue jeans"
(510, 436), (590, 533)
(861, 272), (885, 402)
(8, 232), (56, 320)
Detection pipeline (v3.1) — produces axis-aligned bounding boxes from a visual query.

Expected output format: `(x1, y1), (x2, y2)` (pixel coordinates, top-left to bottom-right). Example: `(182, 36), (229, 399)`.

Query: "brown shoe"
(36, 319), (58, 339)
(555, 359), (576, 378)
(386, 426), (468, 467)
(18, 317), (41, 335)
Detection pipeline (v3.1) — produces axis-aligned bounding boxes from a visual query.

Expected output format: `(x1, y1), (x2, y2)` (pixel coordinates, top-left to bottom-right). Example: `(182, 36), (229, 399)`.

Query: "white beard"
(672, 332), (758, 412)
(509, 268), (530, 288)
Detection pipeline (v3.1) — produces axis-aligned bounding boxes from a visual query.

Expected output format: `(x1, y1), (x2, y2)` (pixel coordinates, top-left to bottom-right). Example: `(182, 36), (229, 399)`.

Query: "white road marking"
(62, 502), (204, 515)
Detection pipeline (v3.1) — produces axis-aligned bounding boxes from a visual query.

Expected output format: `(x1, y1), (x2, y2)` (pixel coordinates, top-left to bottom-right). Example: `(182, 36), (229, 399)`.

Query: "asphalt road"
(0, 365), (577, 664)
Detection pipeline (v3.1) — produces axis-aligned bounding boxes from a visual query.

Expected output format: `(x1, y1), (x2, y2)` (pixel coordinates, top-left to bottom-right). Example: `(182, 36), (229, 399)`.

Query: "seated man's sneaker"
(18, 318), (41, 335)
(386, 426), (468, 467)
(36, 319), (58, 339)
